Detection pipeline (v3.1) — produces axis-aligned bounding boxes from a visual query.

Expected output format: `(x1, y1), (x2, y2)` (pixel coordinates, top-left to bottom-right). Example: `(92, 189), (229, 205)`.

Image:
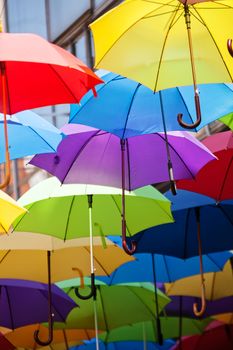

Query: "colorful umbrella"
(0, 31), (102, 188)
(30, 123), (215, 192)
(0, 232), (133, 283)
(3, 324), (96, 350)
(165, 260), (233, 300)
(177, 131), (233, 201)
(98, 318), (211, 343)
(13, 177), (173, 254)
(70, 72), (233, 136)
(172, 321), (233, 350)
(90, 0), (233, 128)
(127, 190), (233, 316)
(0, 110), (64, 162)
(72, 339), (175, 350)
(0, 190), (26, 233)
(0, 279), (77, 329)
(0, 332), (14, 350)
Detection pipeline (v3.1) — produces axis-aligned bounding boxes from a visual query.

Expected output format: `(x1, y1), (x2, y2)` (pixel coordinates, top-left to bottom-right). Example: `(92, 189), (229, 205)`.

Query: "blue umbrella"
(71, 339), (175, 350)
(127, 191), (233, 258)
(98, 239), (233, 284)
(0, 110), (65, 163)
(125, 190), (233, 317)
(69, 71), (233, 138)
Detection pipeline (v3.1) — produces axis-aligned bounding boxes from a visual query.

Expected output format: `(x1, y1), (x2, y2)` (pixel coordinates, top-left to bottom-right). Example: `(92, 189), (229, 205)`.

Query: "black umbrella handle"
(34, 251), (53, 346)
(74, 272), (96, 300)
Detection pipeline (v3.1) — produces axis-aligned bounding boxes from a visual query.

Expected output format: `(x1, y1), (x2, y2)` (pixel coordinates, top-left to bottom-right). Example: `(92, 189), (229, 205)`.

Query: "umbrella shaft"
(93, 299), (100, 350)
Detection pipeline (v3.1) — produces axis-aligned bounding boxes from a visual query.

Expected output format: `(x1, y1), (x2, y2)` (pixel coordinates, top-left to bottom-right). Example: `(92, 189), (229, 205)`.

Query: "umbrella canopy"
(0, 32), (101, 114)
(30, 124), (215, 190)
(90, 1), (233, 91)
(13, 177), (173, 240)
(98, 318), (211, 343)
(97, 242), (233, 283)
(0, 190), (26, 233)
(3, 324), (96, 350)
(0, 111), (64, 163)
(72, 340), (175, 350)
(213, 313), (233, 324)
(220, 114), (233, 130)
(127, 190), (233, 258)
(90, 0), (233, 128)
(70, 72), (233, 137)
(56, 281), (170, 330)
(164, 260), (233, 300)
(0, 233), (133, 283)
(177, 131), (233, 201)
(172, 321), (233, 350)
(0, 332), (14, 350)
(0, 279), (77, 329)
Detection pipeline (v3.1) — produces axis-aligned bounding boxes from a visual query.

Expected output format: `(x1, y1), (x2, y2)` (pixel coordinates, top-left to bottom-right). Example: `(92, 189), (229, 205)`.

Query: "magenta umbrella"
(30, 124), (215, 256)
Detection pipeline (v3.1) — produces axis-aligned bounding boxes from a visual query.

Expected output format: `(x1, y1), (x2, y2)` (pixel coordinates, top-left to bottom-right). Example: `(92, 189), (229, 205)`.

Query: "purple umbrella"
(30, 124), (215, 255)
(0, 278), (77, 329)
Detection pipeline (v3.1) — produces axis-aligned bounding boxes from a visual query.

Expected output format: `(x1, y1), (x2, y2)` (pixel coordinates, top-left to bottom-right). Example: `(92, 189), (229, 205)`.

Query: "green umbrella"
(55, 280), (170, 330)
(98, 318), (212, 343)
(220, 113), (233, 130)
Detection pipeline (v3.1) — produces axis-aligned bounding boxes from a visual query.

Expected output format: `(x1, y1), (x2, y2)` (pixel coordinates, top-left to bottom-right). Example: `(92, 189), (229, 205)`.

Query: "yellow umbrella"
(0, 190), (26, 233)
(2, 324), (96, 350)
(164, 260), (233, 300)
(0, 232), (133, 283)
(213, 313), (233, 324)
(90, 0), (233, 128)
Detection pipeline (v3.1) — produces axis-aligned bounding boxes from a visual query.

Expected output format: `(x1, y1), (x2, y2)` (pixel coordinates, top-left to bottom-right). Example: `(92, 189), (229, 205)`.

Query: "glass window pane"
(74, 32), (88, 65)
(6, 0), (47, 38)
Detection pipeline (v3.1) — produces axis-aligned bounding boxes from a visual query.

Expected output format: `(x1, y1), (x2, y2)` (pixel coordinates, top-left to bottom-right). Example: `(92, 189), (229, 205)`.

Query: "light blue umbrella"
(69, 71), (233, 138)
(98, 238), (233, 284)
(0, 110), (64, 163)
(71, 339), (175, 350)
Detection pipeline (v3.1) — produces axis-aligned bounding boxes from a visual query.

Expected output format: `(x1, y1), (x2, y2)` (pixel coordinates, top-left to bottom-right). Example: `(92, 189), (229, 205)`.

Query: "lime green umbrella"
(220, 114), (233, 130)
(98, 318), (212, 343)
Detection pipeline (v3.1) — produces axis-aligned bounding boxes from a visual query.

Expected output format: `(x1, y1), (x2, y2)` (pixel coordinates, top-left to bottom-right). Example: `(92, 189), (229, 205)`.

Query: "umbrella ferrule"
(88, 194), (93, 208)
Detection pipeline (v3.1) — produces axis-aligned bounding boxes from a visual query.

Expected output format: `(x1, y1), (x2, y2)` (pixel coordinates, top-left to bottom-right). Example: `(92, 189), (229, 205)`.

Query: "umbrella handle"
(0, 149), (11, 189)
(177, 94), (201, 129)
(193, 283), (206, 317)
(168, 160), (177, 196)
(227, 39), (233, 57)
(74, 272), (96, 300)
(122, 238), (137, 255)
(34, 321), (53, 346)
(34, 251), (53, 346)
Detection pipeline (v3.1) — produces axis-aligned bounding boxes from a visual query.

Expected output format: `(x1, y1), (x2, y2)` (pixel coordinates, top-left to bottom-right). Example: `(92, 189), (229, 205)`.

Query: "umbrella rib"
(155, 133), (195, 179)
(217, 155), (233, 202)
(176, 87), (196, 129)
(205, 253), (225, 272)
(122, 83), (141, 139)
(69, 75), (120, 123)
(61, 130), (101, 183)
(94, 3), (174, 68)
(63, 196), (76, 241)
(27, 126), (58, 152)
(4, 286), (15, 330)
(48, 64), (82, 103)
(183, 209), (192, 260)
(12, 202), (34, 230)
(83, 246), (110, 276)
(162, 255), (172, 283)
(153, 2), (181, 92)
(126, 286), (158, 319)
(98, 287), (109, 332)
(192, 7), (233, 82)
(217, 204), (233, 227)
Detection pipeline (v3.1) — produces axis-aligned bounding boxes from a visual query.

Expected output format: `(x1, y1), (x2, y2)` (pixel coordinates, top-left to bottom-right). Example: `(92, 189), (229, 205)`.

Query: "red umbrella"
(177, 131), (233, 201)
(0, 32), (102, 188)
(172, 321), (233, 350)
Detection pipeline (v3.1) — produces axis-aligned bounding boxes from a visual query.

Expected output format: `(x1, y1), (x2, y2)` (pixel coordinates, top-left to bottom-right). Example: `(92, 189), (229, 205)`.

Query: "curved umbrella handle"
(122, 238), (137, 255)
(177, 94), (201, 129)
(193, 283), (206, 317)
(74, 272), (96, 300)
(227, 39), (233, 57)
(34, 321), (53, 346)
